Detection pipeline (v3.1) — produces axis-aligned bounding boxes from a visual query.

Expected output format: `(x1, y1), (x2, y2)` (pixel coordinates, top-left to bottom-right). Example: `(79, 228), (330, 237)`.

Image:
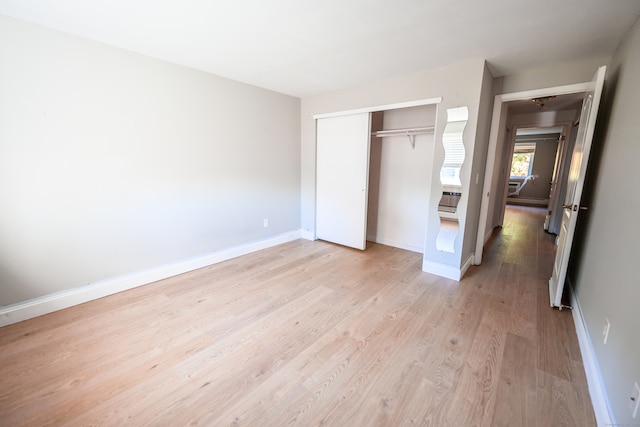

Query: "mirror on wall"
(436, 106), (468, 253)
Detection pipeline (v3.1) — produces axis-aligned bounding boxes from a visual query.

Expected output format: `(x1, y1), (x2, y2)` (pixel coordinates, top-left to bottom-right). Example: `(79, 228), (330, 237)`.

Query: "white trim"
(313, 97), (442, 119)
(422, 260), (461, 280)
(485, 228), (494, 245)
(569, 279), (614, 427)
(300, 229), (315, 241)
(496, 83), (591, 104)
(422, 254), (473, 281)
(0, 230), (302, 328)
(475, 93), (506, 265)
(475, 81), (593, 265)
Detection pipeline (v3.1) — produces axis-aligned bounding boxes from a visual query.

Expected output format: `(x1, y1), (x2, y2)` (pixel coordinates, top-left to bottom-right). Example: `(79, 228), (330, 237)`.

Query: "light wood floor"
(0, 206), (595, 426)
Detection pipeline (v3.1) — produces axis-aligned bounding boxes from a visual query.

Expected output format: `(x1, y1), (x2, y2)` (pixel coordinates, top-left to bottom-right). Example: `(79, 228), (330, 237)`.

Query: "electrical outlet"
(631, 382), (640, 418)
(263, 218), (269, 228)
(603, 318), (611, 344)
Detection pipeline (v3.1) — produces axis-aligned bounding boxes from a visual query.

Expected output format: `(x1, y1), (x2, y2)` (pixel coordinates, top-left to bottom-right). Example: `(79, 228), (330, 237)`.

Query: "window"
(510, 143), (535, 178)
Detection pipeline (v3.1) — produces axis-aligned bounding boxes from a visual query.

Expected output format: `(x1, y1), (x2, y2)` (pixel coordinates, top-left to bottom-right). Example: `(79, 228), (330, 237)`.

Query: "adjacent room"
(1, 1), (640, 425)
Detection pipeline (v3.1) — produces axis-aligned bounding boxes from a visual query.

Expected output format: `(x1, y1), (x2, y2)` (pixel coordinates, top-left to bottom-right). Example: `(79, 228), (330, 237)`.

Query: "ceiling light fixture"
(531, 96), (556, 109)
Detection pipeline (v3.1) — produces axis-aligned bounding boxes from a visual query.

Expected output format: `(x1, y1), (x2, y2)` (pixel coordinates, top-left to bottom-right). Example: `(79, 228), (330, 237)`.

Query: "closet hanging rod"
(372, 126), (435, 149)
(372, 126), (435, 138)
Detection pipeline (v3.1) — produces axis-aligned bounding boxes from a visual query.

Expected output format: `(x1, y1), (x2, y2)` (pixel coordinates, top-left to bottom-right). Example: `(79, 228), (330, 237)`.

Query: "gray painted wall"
(462, 62), (494, 260)
(0, 16), (301, 306)
(569, 17), (640, 425)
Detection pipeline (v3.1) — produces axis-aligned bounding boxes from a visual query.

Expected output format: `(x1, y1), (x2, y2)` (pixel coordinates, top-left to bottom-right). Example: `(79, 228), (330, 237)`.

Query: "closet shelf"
(372, 126), (435, 148)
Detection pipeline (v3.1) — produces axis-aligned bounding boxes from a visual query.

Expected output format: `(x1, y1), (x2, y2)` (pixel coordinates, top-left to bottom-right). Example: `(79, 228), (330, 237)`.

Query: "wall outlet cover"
(631, 382), (640, 418)
(603, 318), (611, 344)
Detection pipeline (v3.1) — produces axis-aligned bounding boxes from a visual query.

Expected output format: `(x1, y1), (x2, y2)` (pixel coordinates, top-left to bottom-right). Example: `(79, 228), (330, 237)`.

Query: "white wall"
(569, 16), (640, 425)
(301, 59), (487, 275)
(0, 15), (301, 306)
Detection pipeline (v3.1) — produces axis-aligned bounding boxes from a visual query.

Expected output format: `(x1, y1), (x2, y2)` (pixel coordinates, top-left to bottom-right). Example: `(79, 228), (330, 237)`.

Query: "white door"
(545, 130), (567, 234)
(316, 112), (371, 250)
(549, 66), (606, 308)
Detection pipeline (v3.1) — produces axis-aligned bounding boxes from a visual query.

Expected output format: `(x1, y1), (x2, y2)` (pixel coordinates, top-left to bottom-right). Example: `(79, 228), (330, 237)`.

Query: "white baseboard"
(422, 254), (473, 281)
(300, 229), (315, 241)
(568, 279), (614, 427)
(0, 230), (302, 328)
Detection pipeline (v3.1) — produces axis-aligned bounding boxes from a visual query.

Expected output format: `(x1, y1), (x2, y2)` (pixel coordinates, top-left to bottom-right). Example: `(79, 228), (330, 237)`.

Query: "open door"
(549, 66), (606, 308)
(545, 128), (567, 234)
(316, 112), (371, 250)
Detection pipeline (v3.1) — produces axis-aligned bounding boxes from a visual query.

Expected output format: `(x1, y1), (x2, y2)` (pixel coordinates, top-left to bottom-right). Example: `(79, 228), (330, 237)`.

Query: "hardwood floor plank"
(536, 368), (593, 427)
(301, 292), (435, 426)
(508, 268), (538, 342)
(444, 296), (509, 427)
(223, 273), (427, 426)
(536, 281), (574, 382)
(0, 206), (596, 426)
(491, 333), (537, 427)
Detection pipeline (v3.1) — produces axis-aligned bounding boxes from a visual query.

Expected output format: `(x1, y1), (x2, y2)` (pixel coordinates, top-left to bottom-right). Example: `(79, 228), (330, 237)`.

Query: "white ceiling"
(1, 0), (639, 98)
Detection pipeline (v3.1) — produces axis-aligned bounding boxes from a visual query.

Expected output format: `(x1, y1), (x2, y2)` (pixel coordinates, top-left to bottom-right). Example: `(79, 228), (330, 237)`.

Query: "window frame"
(509, 142), (536, 179)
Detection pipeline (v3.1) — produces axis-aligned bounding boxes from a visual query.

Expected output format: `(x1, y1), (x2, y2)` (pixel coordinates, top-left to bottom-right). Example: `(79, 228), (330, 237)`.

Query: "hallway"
(465, 204), (594, 426)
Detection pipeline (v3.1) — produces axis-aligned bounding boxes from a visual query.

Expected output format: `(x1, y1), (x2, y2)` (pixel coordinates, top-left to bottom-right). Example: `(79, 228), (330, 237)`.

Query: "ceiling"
(1, 0), (639, 98)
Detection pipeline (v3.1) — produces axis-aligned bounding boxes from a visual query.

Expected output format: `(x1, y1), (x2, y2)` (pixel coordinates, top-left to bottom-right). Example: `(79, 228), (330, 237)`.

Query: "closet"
(316, 103), (437, 254)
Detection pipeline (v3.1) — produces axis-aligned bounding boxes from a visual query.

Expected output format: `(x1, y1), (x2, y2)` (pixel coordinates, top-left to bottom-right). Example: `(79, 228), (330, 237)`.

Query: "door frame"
(312, 97), (442, 120)
(474, 82), (591, 264)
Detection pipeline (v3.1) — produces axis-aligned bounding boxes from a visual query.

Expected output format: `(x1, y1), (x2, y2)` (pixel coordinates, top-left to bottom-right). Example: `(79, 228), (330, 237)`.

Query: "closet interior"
(366, 104), (436, 253)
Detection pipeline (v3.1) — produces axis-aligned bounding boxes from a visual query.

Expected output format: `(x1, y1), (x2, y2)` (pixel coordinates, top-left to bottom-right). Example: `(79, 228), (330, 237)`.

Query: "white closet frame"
(313, 98), (442, 120)
(313, 97), (442, 252)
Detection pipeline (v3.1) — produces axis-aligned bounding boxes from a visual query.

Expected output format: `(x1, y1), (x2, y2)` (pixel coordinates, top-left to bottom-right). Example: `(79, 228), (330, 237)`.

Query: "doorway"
(476, 67), (606, 309)
(475, 82), (593, 265)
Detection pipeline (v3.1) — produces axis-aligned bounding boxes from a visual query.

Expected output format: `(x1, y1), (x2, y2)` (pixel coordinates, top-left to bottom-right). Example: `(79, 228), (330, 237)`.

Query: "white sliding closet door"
(316, 113), (371, 250)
